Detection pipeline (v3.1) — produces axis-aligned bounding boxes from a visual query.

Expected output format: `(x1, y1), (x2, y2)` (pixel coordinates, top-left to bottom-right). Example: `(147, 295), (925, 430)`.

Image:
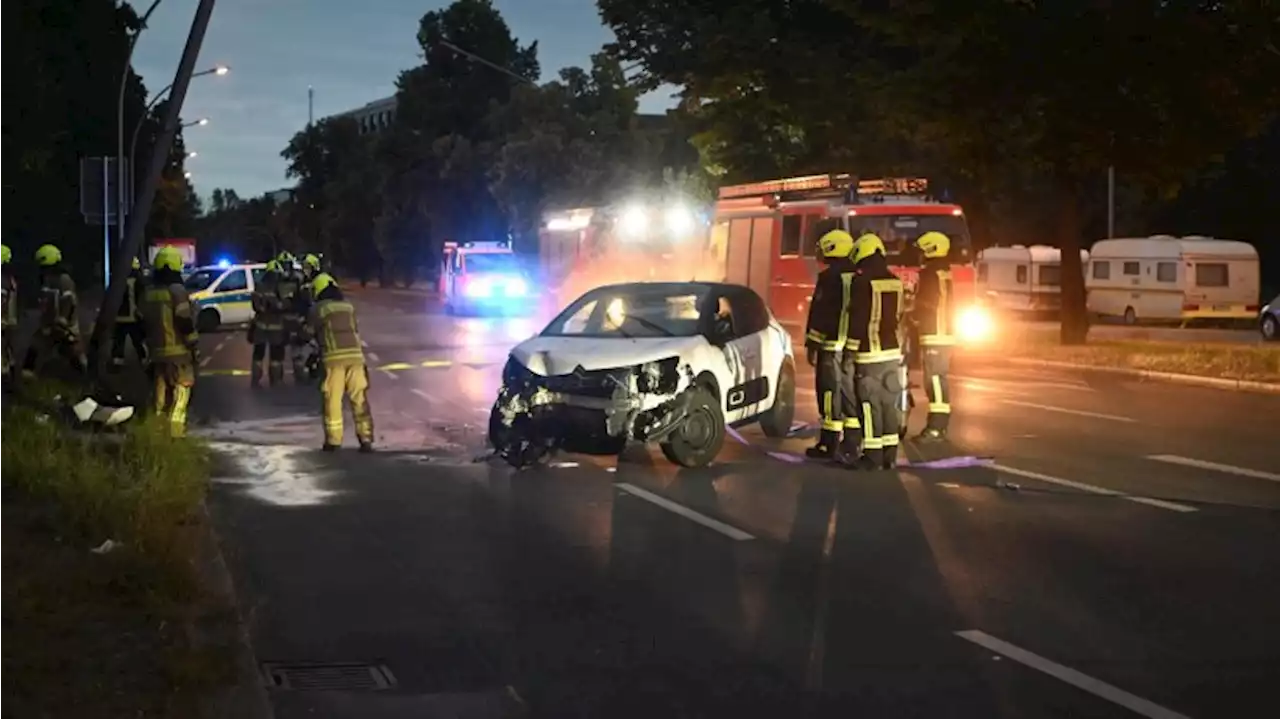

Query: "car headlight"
(956, 305), (994, 343)
(465, 280), (491, 297)
(505, 278), (528, 296)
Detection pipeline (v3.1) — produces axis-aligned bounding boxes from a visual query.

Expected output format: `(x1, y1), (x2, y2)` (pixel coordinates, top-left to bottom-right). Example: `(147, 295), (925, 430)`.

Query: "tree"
(828, 0), (1280, 342)
(5, 0), (149, 285)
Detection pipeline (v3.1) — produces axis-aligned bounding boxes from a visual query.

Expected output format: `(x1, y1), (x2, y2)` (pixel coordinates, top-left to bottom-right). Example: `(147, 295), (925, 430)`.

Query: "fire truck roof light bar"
(717, 174), (931, 201)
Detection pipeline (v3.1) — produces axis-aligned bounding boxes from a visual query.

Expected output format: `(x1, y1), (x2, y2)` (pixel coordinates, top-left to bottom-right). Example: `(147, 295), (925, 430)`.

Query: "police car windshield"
(183, 269), (219, 292)
(849, 215), (971, 263)
(543, 284), (709, 338)
(465, 253), (521, 274)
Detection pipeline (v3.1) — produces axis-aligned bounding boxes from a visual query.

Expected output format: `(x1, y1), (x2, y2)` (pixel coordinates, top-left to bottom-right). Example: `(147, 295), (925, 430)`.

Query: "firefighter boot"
(268, 361), (284, 386)
(251, 361), (263, 387)
(838, 426), (863, 465)
(805, 430), (840, 460)
(882, 444), (899, 470)
(916, 427), (947, 442)
(358, 441), (374, 454)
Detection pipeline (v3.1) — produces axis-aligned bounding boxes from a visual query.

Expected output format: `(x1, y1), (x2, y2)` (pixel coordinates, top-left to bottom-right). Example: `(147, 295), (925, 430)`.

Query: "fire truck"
(538, 200), (717, 310)
(711, 173), (994, 346)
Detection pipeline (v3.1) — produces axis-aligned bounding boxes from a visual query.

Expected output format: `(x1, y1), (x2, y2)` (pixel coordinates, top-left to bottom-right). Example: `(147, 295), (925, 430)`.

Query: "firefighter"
(273, 251), (306, 382)
(803, 229), (858, 460)
(142, 246), (198, 438)
(2, 244), (16, 378)
(846, 232), (906, 470)
(25, 244), (87, 375)
(110, 257), (148, 369)
(249, 260), (285, 386)
(293, 253), (322, 379)
(307, 273), (374, 452)
(912, 231), (956, 441)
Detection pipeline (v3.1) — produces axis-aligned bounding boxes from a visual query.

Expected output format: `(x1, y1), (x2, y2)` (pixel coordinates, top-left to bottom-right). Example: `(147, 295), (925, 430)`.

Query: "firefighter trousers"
(922, 345), (953, 432)
(153, 360), (195, 438)
(855, 357), (904, 468)
(24, 327), (86, 375)
(322, 361), (374, 446)
(838, 350), (862, 452)
(111, 321), (147, 365)
(814, 349), (843, 434)
(251, 343), (286, 385)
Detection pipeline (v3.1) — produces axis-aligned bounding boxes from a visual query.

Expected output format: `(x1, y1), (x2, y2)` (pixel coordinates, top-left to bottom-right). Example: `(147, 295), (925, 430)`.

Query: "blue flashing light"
(216, 257), (231, 269)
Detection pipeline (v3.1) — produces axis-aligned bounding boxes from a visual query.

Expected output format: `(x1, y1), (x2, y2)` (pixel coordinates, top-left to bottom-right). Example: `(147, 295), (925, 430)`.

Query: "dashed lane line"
(992, 463), (1197, 513)
(615, 483), (755, 541)
(201, 368), (250, 377)
(1147, 454), (1280, 483)
(955, 631), (1192, 719)
(999, 399), (1135, 423)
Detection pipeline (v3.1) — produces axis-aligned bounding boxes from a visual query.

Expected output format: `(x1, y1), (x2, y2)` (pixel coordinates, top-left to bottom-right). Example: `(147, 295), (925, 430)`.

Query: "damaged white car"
(488, 282), (797, 468)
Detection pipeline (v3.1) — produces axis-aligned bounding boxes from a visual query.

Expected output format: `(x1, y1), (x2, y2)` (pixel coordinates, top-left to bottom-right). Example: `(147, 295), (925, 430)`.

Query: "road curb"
(191, 499), (274, 719)
(1006, 358), (1280, 394)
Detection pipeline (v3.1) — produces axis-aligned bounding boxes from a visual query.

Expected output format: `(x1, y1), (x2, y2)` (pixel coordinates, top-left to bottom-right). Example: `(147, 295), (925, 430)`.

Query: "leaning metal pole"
(92, 0), (217, 373)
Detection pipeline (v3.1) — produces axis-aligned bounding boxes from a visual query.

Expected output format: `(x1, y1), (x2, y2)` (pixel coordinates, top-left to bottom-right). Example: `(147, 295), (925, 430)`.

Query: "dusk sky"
(131, 0), (678, 201)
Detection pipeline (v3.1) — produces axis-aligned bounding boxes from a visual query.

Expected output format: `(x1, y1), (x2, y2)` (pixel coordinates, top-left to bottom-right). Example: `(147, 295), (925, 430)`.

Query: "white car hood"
(510, 335), (707, 376)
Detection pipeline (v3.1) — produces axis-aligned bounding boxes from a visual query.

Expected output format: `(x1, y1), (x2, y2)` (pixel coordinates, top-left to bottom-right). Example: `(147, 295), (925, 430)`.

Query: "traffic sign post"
(80, 156), (130, 285)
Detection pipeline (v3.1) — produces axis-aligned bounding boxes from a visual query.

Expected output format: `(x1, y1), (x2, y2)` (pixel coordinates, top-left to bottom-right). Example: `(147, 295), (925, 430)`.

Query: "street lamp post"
(115, 0), (165, 285)
(128, 67), (226, 197)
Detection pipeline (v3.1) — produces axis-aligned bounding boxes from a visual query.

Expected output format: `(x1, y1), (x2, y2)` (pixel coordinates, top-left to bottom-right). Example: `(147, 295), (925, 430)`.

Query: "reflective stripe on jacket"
(308, 299), (364, 365)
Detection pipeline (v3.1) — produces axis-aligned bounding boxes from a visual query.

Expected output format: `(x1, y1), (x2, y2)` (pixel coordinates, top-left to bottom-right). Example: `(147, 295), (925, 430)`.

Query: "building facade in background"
(324, 96), (397, 136)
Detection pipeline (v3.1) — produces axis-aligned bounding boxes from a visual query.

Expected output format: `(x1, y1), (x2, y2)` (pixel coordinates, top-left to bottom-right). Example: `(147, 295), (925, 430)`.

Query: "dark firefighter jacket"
(847, 253), (904, 363)
(914, 257), (956, 346)
(804, 258), (856, 351)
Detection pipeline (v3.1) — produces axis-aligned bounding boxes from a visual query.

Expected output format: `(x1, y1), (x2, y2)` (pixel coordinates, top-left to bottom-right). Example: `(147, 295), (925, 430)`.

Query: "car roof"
(586, 281), (754, 295)
(192, 263), (267, 271)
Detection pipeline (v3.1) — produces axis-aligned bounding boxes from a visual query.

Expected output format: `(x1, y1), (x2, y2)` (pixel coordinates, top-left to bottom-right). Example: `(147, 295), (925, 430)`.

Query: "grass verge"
(2, 391), (238, 718)
(991, 326), (1280, 383)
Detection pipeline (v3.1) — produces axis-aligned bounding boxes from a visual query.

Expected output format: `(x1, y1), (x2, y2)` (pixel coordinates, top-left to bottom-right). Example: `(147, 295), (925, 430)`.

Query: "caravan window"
(780, 215), (804, 256)
(977, 263), (988, 282)
(1195, 263), (1229, 287)
(1038, 265), (1061, 286)
(1092, 261), (1110, 280)
(1156, 262), (1177, 282)
(1123, 261), (1140, 276)
(1015, 265), (1027, 284)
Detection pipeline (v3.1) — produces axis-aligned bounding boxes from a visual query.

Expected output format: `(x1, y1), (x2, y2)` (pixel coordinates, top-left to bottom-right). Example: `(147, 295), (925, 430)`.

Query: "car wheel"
(759, 361), (796, 438)
(1123, 306), (1137, 325)
(1262, 314), (1278, 342)
(197, 307), (220, 333)
(660, 386), (726, 468)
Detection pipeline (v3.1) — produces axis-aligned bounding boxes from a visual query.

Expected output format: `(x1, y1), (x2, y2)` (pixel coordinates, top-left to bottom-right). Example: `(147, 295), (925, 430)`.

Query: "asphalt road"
(191, 287), (1280, 719)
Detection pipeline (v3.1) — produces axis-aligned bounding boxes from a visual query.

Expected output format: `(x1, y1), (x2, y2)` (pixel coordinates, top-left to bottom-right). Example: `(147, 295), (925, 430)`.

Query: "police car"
(184, 261), (269, 331)
(440, 240), (532, 316)
(488, 281), (797, 468)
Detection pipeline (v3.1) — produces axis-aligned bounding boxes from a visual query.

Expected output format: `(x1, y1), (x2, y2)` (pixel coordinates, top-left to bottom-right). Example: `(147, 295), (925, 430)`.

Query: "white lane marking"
(999, 399), (1135, 423)
(367, 351), (381, 363)
(411, 388), (435, 403)
(1147, 454), (1280, 484)
(199, 356), (211, 368)
(955, 630), (1192, 719)
(615, 483), (754, 541)
(953, 380), (1035, 398)
(380, 369), (398, 380)
(214, 339), (228, 354)
(360, 340), (370, 348)
(993, 463), (1197, 513)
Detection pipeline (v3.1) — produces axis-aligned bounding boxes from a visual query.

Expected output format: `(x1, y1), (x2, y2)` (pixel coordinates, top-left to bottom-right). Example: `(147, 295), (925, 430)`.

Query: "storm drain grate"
(261, 662), (398, 691)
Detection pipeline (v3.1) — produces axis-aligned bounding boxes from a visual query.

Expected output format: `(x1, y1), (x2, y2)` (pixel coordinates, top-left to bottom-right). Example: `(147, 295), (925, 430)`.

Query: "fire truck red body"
(711, 174), (986, 340)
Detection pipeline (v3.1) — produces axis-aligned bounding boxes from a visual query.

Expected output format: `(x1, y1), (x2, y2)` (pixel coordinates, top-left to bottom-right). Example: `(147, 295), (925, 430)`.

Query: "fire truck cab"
(440, 240), (531, 315)
(711, 173), (994, 346)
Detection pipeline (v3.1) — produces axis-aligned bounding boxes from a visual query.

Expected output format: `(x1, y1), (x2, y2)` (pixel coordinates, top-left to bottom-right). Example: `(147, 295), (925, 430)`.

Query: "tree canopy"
(599, 0), (1280, 341)
(5, 0), (200, 285)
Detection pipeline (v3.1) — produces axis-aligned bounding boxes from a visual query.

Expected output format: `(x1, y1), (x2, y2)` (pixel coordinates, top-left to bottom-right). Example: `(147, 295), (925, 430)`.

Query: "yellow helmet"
(35, 244), (62, 266)
(1, 244), (10, 264)
(276, 250), (296, 266)
(311, 272), (335, 298)
(153, 246), (183, 272)
(817, 229), (855, 259)
(915, 231), (951, 259)
(303, 253), (321, 270)
(852, 233), (886, 263)
(131, 257), (141, 271)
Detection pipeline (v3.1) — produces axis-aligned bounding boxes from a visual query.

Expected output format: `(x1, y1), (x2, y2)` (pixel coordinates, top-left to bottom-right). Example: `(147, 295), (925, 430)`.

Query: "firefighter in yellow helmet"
(307, 273), (374, 451)
(142, 246), (199, 437)
(911, 231), (956, 441)
(845, 232), (906, 470)
(273, 251), (307, 383)
(2, 244), (16, 378)
(249, 260), (286, 386)
(293, 253), (323, 379)
(110, 257), (148, 369)
(25, 244), (87, 375)
(803, 228), (859, 460)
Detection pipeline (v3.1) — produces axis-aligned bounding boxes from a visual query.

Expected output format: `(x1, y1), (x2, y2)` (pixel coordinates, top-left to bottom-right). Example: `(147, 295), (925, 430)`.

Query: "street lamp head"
(184, 171), (192, 179)
(214, 65), (230, 75)
(197, 117), (209, 125)
(187, 151), (198, 158)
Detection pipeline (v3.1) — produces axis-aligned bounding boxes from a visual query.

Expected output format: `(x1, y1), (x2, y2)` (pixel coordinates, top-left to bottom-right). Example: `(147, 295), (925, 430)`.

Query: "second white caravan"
(1086, 235), (1260, 325)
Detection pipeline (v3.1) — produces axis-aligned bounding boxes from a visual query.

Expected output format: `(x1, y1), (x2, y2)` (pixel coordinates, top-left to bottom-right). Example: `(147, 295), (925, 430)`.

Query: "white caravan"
(1086, 235), (1261, 325)
(976, 245), (1088, 313)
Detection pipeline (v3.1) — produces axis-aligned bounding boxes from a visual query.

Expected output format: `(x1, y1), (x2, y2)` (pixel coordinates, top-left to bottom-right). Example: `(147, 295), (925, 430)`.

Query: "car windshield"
(466, 253), (521, 274)
(847, 214), (972, 264)
(183, 269), (220, 292)
(542, 284), (710, 338)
